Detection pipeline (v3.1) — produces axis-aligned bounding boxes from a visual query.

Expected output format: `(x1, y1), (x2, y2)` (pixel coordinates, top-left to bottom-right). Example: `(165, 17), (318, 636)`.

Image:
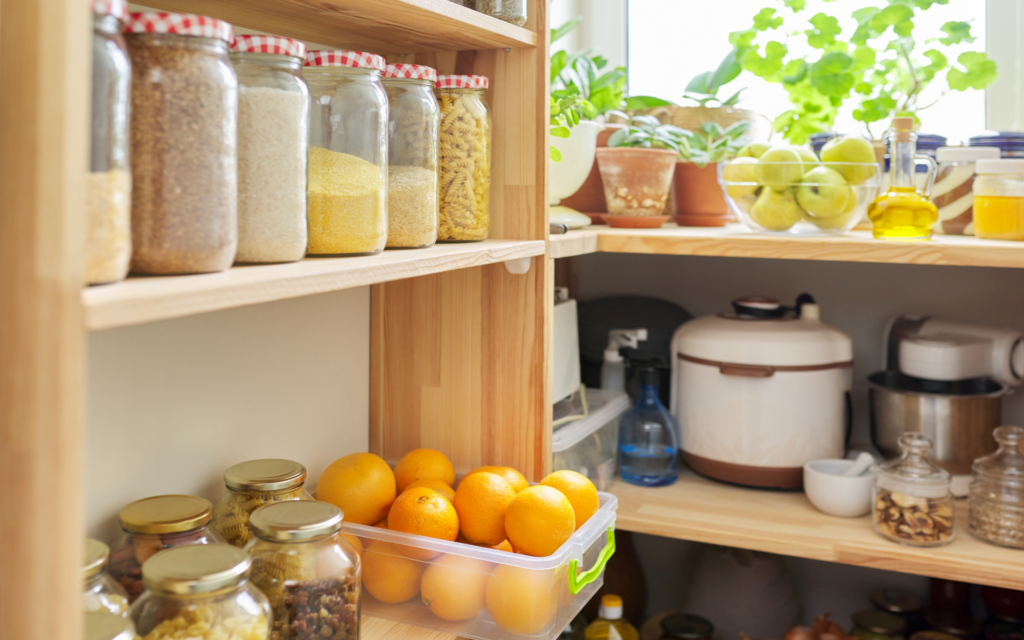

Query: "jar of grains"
(435, 75), (491, 242)
(477, 0), (527, 26)
(972, 159), (1024, 241)
(83, 538), (131, 616)
(211, 458), (314, 548)
(85, 612), (138, 640)
(107, 495), (225, 603)
(304, 50), (389, 256)
(873, 434), (955, 547)
(247, 501), (361, 640)
(87, 0), (132, 285)
(130, 545), (271, 640)
(969, 426), (1024, 548)
(124, 12), (238, 274)
(229, 36), (309, 263)
(383, 64), (440, 249)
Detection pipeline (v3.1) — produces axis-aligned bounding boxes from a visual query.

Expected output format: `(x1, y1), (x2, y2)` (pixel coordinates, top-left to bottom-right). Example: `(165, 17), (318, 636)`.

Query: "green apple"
(806, 189), (860, 231)
(793, 146), (821, 172)
(750, 186), (804, 231)
(820, 136), (877, 184)
(796, 166), (851, 218)
(737, 142), (771, 159)
(754, 146), (805, 191)
(723, 157), (759, 201)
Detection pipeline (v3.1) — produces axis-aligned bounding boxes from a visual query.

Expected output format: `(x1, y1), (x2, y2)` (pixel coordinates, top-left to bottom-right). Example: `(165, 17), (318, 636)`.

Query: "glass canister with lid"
(851, 610), (908, 640)
(972, 159), (1024, 241)
(247, 501), (361, 640)
(382, 63), (440, 249)
(969, 425), (1024, 548)
(304, 50), (388, 256)
(85, 611), (138, 640)
(83, 538), (131, 615)
(211, 458), (314, 548)
(107, 494), (225, 603)
(873, 434), (955, 547)
(931, 147), (1000, 235)
(230, 35), (310, 264)
(435, 75), (491, 242)
(130, 545), (271, 639)
(476, 0), (527, 26)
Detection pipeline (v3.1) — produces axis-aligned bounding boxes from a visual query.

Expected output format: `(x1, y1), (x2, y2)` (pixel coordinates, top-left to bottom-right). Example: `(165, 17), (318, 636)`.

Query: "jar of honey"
(973, 159), (1024, 241)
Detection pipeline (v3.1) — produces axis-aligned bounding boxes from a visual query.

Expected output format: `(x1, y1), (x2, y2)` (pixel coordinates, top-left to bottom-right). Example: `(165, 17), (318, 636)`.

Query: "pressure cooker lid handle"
(732, 296), (786, 319)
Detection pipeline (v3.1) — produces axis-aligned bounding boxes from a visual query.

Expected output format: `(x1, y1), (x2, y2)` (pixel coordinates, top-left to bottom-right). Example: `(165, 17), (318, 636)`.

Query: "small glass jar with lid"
(872, 588), (925, 634)
(969, 425), (1024, 548)
(851, 610), (908, 640)
(130, 545), (271, 639)
(873, 434), (955, 547)
(932, 147), (1001, 235)
(247, 500), (361, 640)
(211, 458), (314, 548)
(435, 75), (491, 242)
(84, 538), (130, 615)
(476, 0), (527, 26)
(382, 64), (440, 249)
(107, 494), (225, 603)
(972, 159), (1024, 241)
(85, 611), (137, 640)
(304, 50), (388, 256)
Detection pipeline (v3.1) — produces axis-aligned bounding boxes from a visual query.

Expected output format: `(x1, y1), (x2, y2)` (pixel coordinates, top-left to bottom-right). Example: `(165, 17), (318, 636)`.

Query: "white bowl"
(803, 459), (876, 517)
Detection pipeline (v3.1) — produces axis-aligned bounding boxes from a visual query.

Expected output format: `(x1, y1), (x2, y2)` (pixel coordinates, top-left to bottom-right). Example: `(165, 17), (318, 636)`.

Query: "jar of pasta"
(83, 538), (130, 615)
(973, 159), (1024, 241)
(107, 495), (225, 603)
(130, 545), (271, 639)
(247, 501), (361, 640)
(212, 458), (313, 548)
(435, 75), (491, 242)
(304, 50), (388, 256)
(85, 612), (137, 640)
(383, 64), (440, 249)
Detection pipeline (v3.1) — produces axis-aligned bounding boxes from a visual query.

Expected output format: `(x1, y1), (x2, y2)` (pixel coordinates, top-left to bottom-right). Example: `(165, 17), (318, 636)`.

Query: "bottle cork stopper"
(892, 116), (914, 142)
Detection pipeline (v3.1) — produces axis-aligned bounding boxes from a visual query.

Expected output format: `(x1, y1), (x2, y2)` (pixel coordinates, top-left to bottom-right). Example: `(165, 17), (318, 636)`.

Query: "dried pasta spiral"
(436, 90), (490, 241)
(250, 545), (317, 605)
(212, 488), (308, 548)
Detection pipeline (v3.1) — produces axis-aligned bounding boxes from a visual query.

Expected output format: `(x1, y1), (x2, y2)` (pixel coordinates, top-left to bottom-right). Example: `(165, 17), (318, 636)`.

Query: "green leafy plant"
(677, 121), (752, 167)
(605, 113), (687, 152)
(549, 94), (591, 161)
(683, 49), (747, 107)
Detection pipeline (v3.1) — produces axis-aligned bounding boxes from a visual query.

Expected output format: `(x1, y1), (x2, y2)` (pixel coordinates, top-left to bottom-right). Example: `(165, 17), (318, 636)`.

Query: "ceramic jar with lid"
(969, 425), (1024, 548)
(931, 147), (1001, 235)
(211, 458), (314, 548)
(852, 610), (908, 640)
(874, 434), (955, 547)
(85, 612), (137, 640)
(83, 538), (130, 615)
(659, 614), (715, 640)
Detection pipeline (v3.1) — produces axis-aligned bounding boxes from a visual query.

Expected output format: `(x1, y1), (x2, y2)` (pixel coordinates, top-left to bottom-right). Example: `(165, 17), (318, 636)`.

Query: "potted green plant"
(550, 94), (603, 228)
(672, 121), (751, 227)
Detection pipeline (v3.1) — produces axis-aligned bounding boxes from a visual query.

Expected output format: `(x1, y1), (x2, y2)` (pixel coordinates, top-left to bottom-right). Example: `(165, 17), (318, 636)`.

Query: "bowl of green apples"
(718, 138), (881, 236)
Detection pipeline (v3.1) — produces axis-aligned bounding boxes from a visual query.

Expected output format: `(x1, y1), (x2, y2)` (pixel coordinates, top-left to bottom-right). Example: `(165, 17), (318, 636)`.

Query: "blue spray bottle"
(618, 359), (679, 487)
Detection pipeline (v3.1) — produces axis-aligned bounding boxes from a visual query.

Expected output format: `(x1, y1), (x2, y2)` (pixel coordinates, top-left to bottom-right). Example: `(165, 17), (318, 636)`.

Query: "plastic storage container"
(124, 12), (238, 274)
(932, 147), (1001, 235)
(552, 388), (630, 492)
(211, 458), (314, 548)
(873, 434), (955, 547)
(476, 0), (527, 26)
(83, 538), (130, 615)
(305, 50), (388, 256)
(969, 425), (1024, 548)
(87, 0), (132, 285)
(436, 75), (491, 242)
(341, 492), (618, 640)
(972, 159), (1024, 241)
(230, 35), (309, 263)
(85, 612), (137, 640)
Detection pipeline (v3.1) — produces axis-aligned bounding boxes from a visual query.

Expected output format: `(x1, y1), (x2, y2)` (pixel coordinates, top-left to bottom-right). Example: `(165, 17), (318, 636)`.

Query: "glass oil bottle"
(868, 117), (938, 240)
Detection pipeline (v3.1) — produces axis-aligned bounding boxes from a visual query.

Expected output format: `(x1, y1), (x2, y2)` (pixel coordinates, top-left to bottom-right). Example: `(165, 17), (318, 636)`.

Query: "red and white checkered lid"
(435, 75), (489, 90)
(231, 35), (306, 59)
(92, 0), (126, 20)
(383, 64), (438, 83)
(124, 12), (233, 43)
(305, 50), (386, 72)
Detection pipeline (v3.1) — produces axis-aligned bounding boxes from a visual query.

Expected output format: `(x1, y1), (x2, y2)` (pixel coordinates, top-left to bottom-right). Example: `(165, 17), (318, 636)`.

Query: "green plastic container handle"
(568, 528), (616, 595)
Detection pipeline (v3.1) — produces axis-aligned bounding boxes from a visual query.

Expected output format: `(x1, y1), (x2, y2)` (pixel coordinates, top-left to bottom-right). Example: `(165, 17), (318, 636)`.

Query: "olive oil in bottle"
(868, 117), (938, 240)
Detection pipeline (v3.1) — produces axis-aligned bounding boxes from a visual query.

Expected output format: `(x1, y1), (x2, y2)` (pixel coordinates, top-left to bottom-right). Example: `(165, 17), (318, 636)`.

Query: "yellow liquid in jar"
(867, 186), (938, 240)
(974, 195), (1024, 240)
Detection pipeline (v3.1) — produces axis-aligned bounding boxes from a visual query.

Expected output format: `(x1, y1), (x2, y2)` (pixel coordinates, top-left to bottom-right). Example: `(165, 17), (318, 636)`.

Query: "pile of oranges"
(316, 448), (600, 634)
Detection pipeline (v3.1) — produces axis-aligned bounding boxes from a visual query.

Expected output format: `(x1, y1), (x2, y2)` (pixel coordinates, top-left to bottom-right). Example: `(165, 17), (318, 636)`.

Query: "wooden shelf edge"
(84, 240), (545, 331)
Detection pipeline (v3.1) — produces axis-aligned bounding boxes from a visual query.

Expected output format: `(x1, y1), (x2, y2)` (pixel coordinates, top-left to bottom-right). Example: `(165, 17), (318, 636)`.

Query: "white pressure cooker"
(670, 294), (853, 489)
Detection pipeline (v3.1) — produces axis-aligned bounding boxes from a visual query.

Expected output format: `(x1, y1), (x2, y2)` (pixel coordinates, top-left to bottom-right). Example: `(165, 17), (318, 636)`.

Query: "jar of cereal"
(83, 538), (130, 615)
(211, 458), (313, 548)
(435, 75), (491, 242)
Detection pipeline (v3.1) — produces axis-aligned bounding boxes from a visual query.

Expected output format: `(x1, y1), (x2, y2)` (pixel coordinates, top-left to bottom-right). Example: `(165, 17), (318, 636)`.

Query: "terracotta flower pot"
(670, 162), (733, 227)
(595, 148), (678, 224)
(559, 124), (627, 222)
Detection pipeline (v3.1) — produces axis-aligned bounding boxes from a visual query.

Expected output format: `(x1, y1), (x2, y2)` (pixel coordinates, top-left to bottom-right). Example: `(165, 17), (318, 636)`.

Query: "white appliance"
(553, 287), (581, 404)
(670, 295), (853, 489)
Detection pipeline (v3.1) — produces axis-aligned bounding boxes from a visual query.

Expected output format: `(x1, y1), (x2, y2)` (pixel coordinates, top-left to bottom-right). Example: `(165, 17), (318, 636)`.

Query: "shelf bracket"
(503, 257), (531, 275)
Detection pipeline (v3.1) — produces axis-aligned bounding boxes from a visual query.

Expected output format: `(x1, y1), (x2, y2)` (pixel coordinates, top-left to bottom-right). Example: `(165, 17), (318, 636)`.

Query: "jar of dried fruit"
(83, 538), (130, 616)
(211, 458), (314, 548)
(107, 495), (225, 603)
(969, 425), (1024, 548)
(435, 75), (491, 242)
(130, 545), (271, 639)
(304, 50), (389, 256)
(873, 434), (955, 547)
(247, 501), (361, 640)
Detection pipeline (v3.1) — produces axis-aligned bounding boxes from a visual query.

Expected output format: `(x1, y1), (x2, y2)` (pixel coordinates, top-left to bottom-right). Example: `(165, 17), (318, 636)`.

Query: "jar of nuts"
(211, 458), (313, 548)
(969, 425), (1024, 548)
(874, 434), (955, 547)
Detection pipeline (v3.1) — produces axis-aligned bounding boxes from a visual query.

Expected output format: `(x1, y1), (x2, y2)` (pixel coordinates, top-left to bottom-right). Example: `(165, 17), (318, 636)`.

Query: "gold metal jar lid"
(250, 500), (343, 542)
(119, 495), (213, 535)
(224, 459), (307, 492)
(84, 611), (136, 640)
(83, 538), (110, 579)
(142, 544), (251, 596)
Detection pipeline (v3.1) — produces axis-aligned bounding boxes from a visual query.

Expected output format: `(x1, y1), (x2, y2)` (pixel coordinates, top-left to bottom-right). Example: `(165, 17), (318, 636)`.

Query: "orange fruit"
(453, 472), (516, 546)
(317, 453), (396, 525)
(487, 539), (514, 553)
(421, 554), (492, 621)
(340, 533), (363, 555)
(387, 487), (459, 560)
(486, 565), (558, 634)
(405, 478), (455, 503)
(361, 540), (425, 604)
(465, 466), (530, 493)
(394, 448), (455, 494)
(372, 519), (388, 529)
(504, 486), (575, 557)
(539, 470), (599, 530)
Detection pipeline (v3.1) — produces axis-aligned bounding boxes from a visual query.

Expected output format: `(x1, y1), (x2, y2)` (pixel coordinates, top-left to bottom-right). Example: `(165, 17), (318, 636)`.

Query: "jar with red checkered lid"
(382, 63), (440, 249)
(435, 75), (491, 241)
(304, 50), (389, 256)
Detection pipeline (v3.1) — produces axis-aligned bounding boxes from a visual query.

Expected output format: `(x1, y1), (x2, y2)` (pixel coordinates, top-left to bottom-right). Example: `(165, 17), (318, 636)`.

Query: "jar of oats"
(383, 64), (440, 249)
(435, 75), (491, 242)
(211, 458), (313, 548)
(124, 12), (238, 274)
(969, 425), (1024, 548)
(873, 434), (955, 547)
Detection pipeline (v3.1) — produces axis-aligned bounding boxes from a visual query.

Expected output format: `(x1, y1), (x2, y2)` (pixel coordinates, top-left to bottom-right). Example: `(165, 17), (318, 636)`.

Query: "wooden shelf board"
(610, 472), (1024, 590)
(141, 0), (536, 52)
(549, 229), (599, 259)
(84, 239), (545, 331)
(363, 615), (458, 640)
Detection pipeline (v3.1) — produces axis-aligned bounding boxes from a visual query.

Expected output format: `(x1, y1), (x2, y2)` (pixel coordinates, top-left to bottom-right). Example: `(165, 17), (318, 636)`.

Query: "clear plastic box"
(552, 388), (630, 491)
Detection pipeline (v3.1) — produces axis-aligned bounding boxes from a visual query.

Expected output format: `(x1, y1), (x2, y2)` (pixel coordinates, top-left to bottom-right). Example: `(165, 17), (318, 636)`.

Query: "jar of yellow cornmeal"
(974, 159), (1024, 241)
(304, 50), (388, 255)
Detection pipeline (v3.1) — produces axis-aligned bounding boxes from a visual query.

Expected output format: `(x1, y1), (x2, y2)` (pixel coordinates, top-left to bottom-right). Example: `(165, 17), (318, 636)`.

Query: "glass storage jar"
(212, 458), (314, 548)
(304, 50), (388, 256)
(85, 611), (137, 640)
(130, 545), (271, 639)
(124, 12), (238, 274)
(873, 434), (955, 547)
(969, 425), (1024, 548)
(851, 610), (908, 640)
(247, 501), (361, 640)
(383, 64), (440, 249)
(972, 159), (1024, 241)
(84, 538), (131, 615)
(107, 494), (225, 603)
(932, 147), (1000, 235)
(476, 0), (527, 26)
(230, 36), (309, 264)
(88, 0), (132, 285)
(435, 75), (491, 242)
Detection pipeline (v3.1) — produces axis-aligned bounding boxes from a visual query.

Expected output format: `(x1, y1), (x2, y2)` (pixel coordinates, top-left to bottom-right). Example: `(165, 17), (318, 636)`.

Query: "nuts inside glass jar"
(874, 488), (953, 545)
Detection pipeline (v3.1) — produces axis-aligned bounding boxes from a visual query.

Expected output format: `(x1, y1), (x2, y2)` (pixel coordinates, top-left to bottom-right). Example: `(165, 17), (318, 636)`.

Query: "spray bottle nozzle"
(605, 328), (648, 363)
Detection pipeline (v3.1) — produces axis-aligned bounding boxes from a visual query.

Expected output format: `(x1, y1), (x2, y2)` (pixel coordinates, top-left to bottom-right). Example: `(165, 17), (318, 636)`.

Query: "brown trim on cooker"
(684, 452), (804, 489)
(678, 352), (853, 373)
